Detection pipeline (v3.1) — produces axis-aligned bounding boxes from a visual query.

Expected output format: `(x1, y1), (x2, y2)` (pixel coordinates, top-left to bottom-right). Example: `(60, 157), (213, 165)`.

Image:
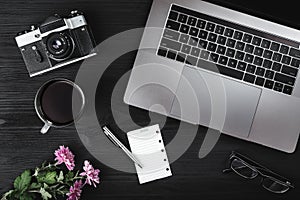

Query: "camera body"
(15, 11), (96, 77)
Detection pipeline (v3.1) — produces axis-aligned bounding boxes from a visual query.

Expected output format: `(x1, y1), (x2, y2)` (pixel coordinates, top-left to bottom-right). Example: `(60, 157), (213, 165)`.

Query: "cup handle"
(41, 124), (51, 134)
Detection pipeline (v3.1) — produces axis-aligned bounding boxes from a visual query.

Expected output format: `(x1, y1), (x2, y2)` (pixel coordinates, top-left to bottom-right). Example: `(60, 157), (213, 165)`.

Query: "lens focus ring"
(46, 33), (74, 60)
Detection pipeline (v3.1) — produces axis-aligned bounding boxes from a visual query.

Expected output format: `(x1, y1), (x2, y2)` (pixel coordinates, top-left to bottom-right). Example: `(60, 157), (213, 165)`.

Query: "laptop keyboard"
(157, 4), (300, 95)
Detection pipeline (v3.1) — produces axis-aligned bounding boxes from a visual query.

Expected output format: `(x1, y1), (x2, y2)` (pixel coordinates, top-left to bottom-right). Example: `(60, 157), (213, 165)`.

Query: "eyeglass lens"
(231, 158), (290, 193)
(231, 158), (258, 179)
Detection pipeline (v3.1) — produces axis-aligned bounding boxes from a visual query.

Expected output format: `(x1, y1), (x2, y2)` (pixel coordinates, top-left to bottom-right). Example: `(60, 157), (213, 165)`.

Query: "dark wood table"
(0, 0), (299, 199)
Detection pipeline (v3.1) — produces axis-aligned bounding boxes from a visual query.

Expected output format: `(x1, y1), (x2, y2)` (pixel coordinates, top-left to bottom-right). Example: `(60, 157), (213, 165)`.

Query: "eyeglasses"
(223, 151), (294, 193)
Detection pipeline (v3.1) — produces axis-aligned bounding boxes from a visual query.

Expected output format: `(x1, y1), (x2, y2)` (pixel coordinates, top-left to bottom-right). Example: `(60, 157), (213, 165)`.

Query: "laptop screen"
(205, 0), (300, 30)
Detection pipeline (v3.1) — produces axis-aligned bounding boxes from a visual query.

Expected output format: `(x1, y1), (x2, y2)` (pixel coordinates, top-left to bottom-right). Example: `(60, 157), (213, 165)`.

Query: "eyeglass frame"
(223, 151), (294, 193)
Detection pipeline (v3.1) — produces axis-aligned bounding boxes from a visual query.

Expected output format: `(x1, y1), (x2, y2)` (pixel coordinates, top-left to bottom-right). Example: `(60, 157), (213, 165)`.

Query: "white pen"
(102, 126), (143, 168)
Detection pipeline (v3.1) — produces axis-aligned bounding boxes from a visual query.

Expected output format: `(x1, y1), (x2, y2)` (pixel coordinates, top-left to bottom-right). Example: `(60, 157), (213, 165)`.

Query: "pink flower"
(67, 180), (82, 200)
(80, 160), (100, 187)
(54, 146), (75, 171)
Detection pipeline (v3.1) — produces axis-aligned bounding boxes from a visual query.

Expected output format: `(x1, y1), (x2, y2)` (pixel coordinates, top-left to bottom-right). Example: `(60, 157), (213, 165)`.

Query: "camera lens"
(46, 33), (74, 60)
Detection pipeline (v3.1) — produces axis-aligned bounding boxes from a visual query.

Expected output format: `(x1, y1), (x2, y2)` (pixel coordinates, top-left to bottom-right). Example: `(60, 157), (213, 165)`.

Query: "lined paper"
(127, 124), (172, 184)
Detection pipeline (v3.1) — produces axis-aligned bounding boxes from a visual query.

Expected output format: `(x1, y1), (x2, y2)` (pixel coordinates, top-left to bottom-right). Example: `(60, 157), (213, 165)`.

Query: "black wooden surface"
(0, 0), (299, 199)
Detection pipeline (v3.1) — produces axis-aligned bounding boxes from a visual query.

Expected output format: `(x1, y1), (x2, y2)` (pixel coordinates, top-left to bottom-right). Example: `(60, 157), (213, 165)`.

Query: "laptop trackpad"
(170, 67), (262, 138)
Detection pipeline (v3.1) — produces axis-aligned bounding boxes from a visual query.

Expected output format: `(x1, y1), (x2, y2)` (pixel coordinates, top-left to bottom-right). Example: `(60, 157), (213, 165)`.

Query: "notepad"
(127, 124), (172, 184)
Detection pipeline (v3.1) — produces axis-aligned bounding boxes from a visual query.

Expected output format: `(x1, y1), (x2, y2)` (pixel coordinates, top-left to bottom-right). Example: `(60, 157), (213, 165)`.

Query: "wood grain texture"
(0, 0), (299, 199)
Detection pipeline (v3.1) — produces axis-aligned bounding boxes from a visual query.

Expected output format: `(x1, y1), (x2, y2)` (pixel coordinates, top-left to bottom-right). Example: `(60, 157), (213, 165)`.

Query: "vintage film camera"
(15, 10), (96, 77)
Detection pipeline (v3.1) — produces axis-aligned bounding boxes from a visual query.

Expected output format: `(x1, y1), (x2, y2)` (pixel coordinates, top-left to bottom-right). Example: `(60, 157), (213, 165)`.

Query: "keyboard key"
(208, 33), (217, 42)
(217, 36), (226, 45)
(197, 59), (244, 80)
(189, 27), (199, 37)
(169, 11), (178, 21)
(255, 77), (265, 86)
(246, 64), (256, 74)
(199, 30), (208, 39)
(263, 59), (272, 69)
(282, 55), (291, 65)
(176, 52), (186, 62)
(224, 28), (234, 37)
(226, 39), (236, 48)
(280, 45), (289, 54)
(200, 50), (210, 60)
(273, 82), (283, 92)
(226, 48), (235, 58)
(281, 65), (298, 77)
(263, 50), (273, 59)
(161, 38), (182, 51)
(191, 47), (201, 57)
(245, 54), (254, 63)
(255, 67), (265, 76)
(235, 51), (245, 60)
(178, 14), (188, 23)
(207, 43), (217, 52)
(217, 45), (226, 55)
(228, 59), (238, 68)
(164, 29), (180, 41)
(218, 56), (228, 65)
(275, 73), (295, 86)
(264, 80), (274, 89)
(158, 48), (167, 57)
(272, 62), (282, 72)
(289, 48), (300, 58)
(245, 44), (254, 53)
(291, 58), (300, 68)
(186, 55), (198, 66)
(206, 22), (215, 31)
(244, 73), (255, 83)
(198, 40), (208, 49)
(181, 44), (191, 54)
(180, 24), (190, 34)
(243, 34), (252, 43)
(271, 42), (280, 51)
(235, 41), (245, 51)
(234, 31), (243, 40)
(179, 34), (189, 44)
(254, 57), (263, 66)
(187, 17), (197, 26)
(189, 37), (198, 46)
(265, 70), (275, 79)
(283, 85), (293, 95)
(237, 61), (247, 71)
(166, 20), (180, 31)
(261, 39), (271, 49)
(196, 19), (206, 29)
(254, 47), (263, 56)
(167, 50), (177, 59)
(215, 25), (225, 34)
(272, 53), (282, 62)
(252, 37), (262, 46)
(210, 53), (219, 62)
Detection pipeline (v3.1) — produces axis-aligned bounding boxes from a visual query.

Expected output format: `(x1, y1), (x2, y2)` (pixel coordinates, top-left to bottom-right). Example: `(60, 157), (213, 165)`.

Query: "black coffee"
(40, 81), (84, 125)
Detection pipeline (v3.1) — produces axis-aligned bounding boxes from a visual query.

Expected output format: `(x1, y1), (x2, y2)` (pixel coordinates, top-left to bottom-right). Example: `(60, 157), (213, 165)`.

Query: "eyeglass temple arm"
(223, 165), (248, 173)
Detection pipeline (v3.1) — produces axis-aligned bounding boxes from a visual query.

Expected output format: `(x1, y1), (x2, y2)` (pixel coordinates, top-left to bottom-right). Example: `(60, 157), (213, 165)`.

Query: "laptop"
(124, 0), (300, 153)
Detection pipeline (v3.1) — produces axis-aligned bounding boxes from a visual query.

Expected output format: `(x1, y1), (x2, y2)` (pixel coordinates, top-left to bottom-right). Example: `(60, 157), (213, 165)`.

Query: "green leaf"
(14, 170), (32, 192)
(39, 188), (52, 200)
(57, 171), (64, 182)
(44, 171), (57, 185)
(29, 182), (41, 190)
(20, 192), (35, 200)
(37, 171), (57, 185)
(65, 171), (74, 183)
